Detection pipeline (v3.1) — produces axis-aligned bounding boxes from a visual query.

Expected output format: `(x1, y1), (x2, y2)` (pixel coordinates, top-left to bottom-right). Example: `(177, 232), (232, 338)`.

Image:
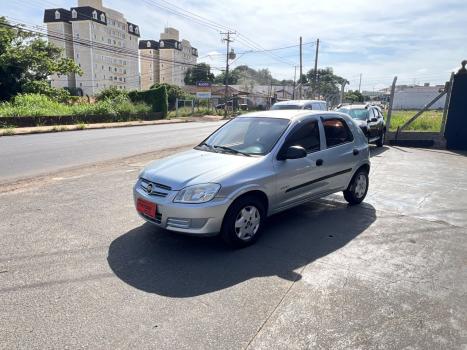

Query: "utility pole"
(221, 31), (235, 117)
(313, 38), (319, 99)
(358, 73), (362, 93)
(292, 66), (297, 99)
(299, 36), (303, 100)
(340, 81), (346, 105)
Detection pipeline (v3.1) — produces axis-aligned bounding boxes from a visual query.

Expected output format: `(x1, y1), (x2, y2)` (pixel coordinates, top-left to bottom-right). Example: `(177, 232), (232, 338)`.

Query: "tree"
(150, 83), (188, 110)
(305, 67), (348, 106)
(184, 63), (214, 85)
(0, 17), (82, 101)
(213, 70), (240, 85)
(344, 90), (364, 103)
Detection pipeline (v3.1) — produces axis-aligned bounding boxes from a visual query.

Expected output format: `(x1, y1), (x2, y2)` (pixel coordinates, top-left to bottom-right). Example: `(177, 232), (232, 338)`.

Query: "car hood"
(140, 149), (263, 190)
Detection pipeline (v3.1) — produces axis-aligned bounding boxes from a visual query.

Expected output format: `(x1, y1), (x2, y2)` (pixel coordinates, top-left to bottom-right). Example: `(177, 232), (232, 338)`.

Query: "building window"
(129, 24), (133, 32)
(72, 9), (77, 19)
(135, 26), (139, 34)
(92, 10), (98, 20)
(100, 13), (106, 22)
(147, 41), (151, 48)
(55, 10), (60, 20)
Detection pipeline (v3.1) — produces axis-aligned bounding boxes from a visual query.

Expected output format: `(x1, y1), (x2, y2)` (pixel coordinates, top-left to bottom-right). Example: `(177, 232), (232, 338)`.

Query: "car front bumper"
(133, 183), (232, 236)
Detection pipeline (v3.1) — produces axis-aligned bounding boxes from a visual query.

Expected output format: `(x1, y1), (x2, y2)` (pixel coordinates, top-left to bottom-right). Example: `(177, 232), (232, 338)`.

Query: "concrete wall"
(393, 88), (446, 110)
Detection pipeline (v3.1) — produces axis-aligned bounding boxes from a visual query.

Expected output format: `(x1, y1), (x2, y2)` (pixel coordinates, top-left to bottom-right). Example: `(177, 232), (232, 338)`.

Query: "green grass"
(385, 110), (443, 132)
(0, 94), (151, 117)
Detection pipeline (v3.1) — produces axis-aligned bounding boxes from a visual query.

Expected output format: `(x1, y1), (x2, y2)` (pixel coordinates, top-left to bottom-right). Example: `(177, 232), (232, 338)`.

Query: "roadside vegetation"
(385, 110), (443, 132)
(0, 93), (151, 118)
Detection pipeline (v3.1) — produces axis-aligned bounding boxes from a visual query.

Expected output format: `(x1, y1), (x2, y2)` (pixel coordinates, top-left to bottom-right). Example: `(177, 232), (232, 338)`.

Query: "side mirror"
(279, 146), (307, 160)
(370, 117), (378, 122)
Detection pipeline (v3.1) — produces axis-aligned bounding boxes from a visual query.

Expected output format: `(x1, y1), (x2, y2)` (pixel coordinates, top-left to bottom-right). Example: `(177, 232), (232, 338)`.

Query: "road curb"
(0, 118), (192, 137)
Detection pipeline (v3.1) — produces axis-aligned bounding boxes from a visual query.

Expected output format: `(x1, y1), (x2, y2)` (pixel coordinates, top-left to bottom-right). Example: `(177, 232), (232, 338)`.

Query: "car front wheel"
(343, 169), (369, 205)
(221, 195), (265, 248)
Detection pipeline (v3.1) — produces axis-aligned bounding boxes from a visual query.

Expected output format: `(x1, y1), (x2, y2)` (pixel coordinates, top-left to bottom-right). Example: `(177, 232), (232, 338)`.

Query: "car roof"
(236, 110), (342, 121)
(338, 104), (367, 109)
(273, 99), (326, 106)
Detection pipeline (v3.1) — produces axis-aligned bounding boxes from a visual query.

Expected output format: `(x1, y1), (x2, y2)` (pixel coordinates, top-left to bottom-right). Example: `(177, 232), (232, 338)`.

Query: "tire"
(221, 195), (266, 248)
(376, 130), (385, 147)
(343, 169), (369, 205)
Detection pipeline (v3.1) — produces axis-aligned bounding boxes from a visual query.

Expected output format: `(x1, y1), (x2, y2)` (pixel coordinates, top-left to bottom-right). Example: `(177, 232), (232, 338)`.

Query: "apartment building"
(44, 0), (141, 96)
(139, 40), (160, 90)
(140, 28), (198, 88)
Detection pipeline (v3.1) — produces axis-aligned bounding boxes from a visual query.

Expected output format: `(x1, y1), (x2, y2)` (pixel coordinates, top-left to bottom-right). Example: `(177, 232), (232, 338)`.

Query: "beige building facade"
(140, 28), (198, 88)
(44, 0), (141, 96)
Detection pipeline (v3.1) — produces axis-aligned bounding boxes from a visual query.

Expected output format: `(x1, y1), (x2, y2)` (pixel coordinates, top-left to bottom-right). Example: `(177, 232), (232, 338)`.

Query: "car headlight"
(173, 183), (221, 204)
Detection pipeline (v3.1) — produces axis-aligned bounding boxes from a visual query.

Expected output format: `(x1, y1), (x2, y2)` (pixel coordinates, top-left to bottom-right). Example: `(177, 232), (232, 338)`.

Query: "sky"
(2, 0), (466, 91)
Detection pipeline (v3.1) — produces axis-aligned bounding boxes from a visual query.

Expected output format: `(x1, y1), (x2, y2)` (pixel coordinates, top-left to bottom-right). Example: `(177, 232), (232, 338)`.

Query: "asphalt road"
(0, 121), (224, 183)
(0, 127), (466, 349)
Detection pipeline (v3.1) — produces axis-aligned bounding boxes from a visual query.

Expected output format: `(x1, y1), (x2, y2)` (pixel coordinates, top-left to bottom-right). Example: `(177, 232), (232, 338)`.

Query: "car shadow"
(107, 197), (376, 298)
(369, 145), (389, 157)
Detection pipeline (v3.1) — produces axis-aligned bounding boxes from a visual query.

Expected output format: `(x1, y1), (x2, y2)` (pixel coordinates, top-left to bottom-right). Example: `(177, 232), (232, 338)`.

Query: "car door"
(272, 117), (329, 211)
(318, 115), (358, 190)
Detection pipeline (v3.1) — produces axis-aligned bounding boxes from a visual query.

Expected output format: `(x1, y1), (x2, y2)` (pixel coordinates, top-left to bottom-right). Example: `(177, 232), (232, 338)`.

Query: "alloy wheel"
(354, 174), (367, 199)
(234, 205), (261, 240)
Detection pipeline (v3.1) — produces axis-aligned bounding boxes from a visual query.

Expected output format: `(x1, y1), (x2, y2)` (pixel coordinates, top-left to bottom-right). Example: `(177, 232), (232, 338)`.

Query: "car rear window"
(337, 108), (369, 120)
(323, 118), (354, 147)
(271, 104), (301, 110)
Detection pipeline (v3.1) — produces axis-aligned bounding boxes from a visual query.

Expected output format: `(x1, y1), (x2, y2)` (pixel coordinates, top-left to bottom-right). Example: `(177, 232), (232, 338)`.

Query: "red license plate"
(136, 198), (157, 218)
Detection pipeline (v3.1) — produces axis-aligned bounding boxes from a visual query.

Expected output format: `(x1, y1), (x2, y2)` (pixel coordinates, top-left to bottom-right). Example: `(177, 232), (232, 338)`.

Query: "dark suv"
(336, 104), (386, 147)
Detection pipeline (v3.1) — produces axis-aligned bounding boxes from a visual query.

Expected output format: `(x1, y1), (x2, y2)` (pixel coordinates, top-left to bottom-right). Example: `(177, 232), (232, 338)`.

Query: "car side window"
(304, 104), (313, 110)
(283, 120), (320, 153)
(322, 118), (354, 147)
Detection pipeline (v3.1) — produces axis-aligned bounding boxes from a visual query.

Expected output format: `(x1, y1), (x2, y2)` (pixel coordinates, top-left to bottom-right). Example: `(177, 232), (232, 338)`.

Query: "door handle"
(316, 159), (323, 166)
(353, 149), (359, 156)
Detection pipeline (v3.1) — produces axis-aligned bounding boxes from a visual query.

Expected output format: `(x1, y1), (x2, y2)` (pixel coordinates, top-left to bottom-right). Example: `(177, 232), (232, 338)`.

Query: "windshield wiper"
(212, 145), (251, 157)
(196, 142), (214, 150)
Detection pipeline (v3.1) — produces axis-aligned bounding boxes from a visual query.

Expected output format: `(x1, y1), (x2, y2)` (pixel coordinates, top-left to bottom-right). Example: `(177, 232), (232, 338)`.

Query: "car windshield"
(196, 117), (289, 156)
(271, 104), (302, 110)
(337, 108), (369, 120)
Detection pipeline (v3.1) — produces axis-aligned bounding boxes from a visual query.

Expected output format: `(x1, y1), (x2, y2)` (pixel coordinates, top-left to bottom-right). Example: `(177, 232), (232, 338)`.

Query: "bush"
(149, 83), (187, 110)
(0, 93), (151, 118)
(22, 81), (71, 103)
(129, 86), (168, 117)
(95, 87), (128, 102)
(0, 94), (70, 117)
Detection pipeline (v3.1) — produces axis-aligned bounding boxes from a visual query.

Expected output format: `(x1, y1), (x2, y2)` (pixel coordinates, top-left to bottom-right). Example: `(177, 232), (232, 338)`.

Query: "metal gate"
(445, 61), (467, 150)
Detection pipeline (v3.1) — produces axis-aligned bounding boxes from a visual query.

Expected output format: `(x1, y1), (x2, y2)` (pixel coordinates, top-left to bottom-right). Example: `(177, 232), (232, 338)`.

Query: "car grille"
(140, 178), (172, 197)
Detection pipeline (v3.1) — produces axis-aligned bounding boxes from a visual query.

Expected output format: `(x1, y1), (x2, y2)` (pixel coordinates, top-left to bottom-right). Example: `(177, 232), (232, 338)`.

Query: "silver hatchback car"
(134, 110), (370, 247)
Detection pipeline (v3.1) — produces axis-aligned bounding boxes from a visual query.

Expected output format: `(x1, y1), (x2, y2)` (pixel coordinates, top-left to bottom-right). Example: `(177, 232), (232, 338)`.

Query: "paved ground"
(0, 143), (466, 349)
(0, 121), (224, 183)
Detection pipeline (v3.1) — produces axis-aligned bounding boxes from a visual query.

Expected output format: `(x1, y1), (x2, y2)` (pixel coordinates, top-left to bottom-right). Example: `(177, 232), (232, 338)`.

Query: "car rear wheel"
(221, 195), (265, 248)
(376, 130), (385, 147)
(343, 169), (369, 205)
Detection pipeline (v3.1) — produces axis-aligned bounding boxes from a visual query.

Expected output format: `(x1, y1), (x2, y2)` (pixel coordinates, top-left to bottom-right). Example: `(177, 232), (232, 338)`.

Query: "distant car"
(271, 100), (327, 111)
(134, 110), (370, 248)
(215, 101), (233, 109)
(336, 104), (386, 147)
